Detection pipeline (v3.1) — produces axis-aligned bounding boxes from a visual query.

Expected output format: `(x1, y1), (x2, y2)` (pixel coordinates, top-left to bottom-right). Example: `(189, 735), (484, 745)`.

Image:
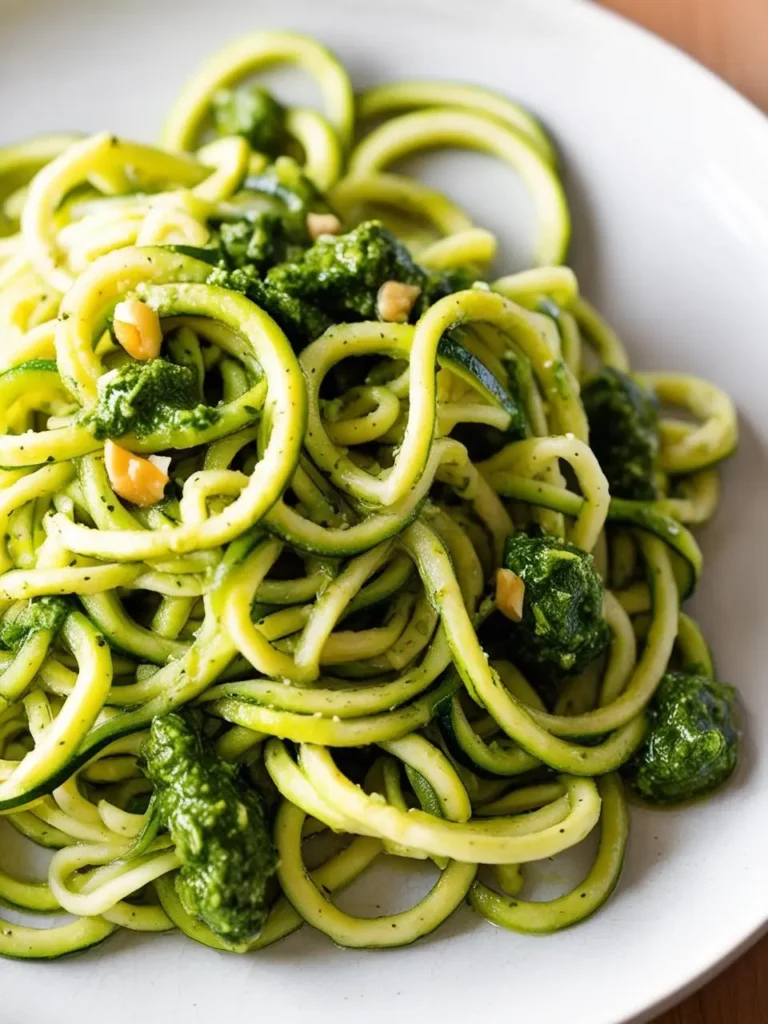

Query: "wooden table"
(594, 2), (768, 1020)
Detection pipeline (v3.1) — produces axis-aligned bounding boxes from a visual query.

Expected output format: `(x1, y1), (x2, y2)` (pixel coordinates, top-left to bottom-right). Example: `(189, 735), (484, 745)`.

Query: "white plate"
(2, 0), (768, 1021)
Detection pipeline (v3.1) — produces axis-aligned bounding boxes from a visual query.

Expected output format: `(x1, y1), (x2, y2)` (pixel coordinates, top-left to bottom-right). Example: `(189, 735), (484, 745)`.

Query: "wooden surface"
(594, 5), (768, 1022)
(598, 0), (768, 109)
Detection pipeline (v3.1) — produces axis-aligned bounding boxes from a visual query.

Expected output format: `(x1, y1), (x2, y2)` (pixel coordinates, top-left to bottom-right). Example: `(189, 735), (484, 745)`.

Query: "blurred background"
(598, 0), (768, 108)
(594, 6), (768, 1022)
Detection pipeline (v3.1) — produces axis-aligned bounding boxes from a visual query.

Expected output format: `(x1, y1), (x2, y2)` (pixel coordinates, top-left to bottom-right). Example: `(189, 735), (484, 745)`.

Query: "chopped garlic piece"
(306, 212), (342, 240)
(376, 280), (421, 323)
(148, 454), (172, 475)
(104, 440), (168, 507)
(495, 568), (525, 622)
(113, 297), (162, 361)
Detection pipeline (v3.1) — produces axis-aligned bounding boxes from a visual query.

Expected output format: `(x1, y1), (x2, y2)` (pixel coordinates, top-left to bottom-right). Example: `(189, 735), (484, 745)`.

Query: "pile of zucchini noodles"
(0, 30), (737, 957)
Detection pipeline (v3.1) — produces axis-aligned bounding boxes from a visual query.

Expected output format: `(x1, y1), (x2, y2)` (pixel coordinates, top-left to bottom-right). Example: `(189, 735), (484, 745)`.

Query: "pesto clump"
(211, 157), (331, 273)
(265, 219), (474, 323)
(216, 214), (301, 276)
(582, 367), (660, 500)
(143, 710), (277, 945)
(85, 358), (220, 440)
(206, 264), (333, 346)
(502, 531), (610, 678)
(212, 85), (287, 157)
(0, 596), (69, 651)
(624, 671), (739, 804)
(209, 218), (474, 347)
(199, 163), (476, 346)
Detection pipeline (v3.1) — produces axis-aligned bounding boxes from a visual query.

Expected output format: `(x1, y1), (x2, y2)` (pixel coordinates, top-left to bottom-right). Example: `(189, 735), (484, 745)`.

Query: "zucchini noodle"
(0, 29), (739, 960)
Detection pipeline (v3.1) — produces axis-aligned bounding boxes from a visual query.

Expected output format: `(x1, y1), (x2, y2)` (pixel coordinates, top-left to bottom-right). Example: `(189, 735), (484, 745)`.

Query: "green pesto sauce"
(503, 531), (609, 679)
(143, 710), (277, 945)
(0, 596), (70, 651)
(85, 358), (220, 441)
(582, 366), (660, 501)
(207, 263), (333, 345)
(176, 153), (477, 348)
(167, 156), (480, 351)
(623, 671), (739, 804)
(210, 218), (475, 347)
(212, 85), (287, 158)
(265, 219), (474, 321)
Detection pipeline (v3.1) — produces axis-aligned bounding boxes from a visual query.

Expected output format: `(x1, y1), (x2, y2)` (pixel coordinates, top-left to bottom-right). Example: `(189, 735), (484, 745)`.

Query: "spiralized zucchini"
(0, 28), (738, 960)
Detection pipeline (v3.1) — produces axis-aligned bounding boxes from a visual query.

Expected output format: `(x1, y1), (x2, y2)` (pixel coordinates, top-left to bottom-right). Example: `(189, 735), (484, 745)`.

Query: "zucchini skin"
(436, 689), (538, 779)
(0, 916), (116, 961)
(469, 774), (629, 933)
(437, 331), (527, 437)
